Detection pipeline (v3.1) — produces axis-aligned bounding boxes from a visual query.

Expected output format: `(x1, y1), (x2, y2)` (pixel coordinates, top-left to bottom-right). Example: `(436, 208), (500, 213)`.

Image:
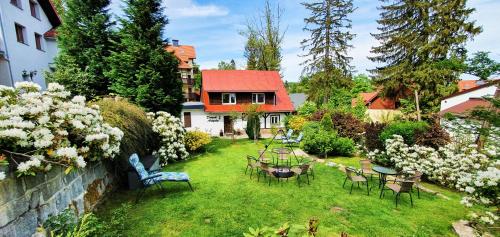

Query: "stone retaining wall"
(0, 162), (113, 237)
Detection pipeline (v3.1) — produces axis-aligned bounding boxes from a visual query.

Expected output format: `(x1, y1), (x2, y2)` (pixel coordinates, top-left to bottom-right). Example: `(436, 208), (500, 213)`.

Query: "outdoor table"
(372, 166), (398, 198)
(271, 148), (292, 166)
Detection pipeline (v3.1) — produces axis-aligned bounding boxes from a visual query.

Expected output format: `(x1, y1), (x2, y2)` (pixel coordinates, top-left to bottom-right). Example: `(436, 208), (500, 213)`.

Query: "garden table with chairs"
(372, 166), (398, 197)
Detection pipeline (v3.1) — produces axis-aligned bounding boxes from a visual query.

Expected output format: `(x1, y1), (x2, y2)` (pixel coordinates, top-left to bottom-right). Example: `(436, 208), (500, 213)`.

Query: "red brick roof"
(201, 70), (294, 113)
(165, 45), (196, 69)
(439, 98), (494, 115)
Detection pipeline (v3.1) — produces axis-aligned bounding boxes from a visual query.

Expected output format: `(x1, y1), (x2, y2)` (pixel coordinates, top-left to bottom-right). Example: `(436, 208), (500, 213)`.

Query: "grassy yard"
(96, 139), (469, 237)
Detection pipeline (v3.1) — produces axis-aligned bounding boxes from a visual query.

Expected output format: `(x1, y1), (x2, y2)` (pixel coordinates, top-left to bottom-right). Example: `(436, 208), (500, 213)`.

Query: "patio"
(96, 138), (471, 236)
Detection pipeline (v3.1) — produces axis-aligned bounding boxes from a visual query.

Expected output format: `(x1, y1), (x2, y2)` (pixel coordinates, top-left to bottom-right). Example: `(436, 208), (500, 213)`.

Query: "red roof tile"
(439, 98), (494, 115)
(201, 70), (294, 113)
(165, 45), (196, 69)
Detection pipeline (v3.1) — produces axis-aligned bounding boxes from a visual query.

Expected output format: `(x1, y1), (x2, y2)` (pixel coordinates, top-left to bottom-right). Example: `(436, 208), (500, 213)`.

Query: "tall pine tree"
(301, 0), (355, 78)
(48, 0), (114, 97)
(369, 0), (481, 112)
(300, 0), (355, 104)
(106, 0), (183, 114)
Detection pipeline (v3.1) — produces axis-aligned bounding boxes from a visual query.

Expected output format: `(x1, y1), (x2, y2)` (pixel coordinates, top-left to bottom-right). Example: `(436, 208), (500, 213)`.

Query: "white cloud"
(163, 0), (229, 19)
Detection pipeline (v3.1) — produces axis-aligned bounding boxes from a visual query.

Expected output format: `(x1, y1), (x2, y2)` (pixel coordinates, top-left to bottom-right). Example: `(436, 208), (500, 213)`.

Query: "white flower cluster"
(147, 111), (188, 165)
(370, 135), (499, 227)
(0, 82), (124, 177)
(0, 171), (5, 181)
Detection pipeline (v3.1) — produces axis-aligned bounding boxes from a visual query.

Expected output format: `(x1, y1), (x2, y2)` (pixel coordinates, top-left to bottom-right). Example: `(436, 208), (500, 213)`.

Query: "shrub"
(379, 121), (429, 145)
(320, 112), (334, 131)
(364, 122), (386, 151)
(297, 101), (317, 117)
(310, 110), (327, 122)
(415, 119), (451, 149)
(0, 82), (123, 178)
(184, 131), (212, 152)
(93, 98), (158, 176)
(301, 121), (355, 157)
(331, 112), (365, 142)
(147, 112), (189, 165)
(245, 114), (261, 140)
(287, 115), (307, 132)
(331, 137), (355, 156)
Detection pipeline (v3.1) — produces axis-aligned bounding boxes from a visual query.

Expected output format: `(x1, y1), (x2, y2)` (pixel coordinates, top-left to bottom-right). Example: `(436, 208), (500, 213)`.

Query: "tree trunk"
(414, 90), (421, 121)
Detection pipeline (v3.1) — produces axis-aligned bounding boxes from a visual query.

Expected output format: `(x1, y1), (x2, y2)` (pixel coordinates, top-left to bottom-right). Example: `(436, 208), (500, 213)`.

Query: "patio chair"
(129, 154), (193, 203)
(343, 167), (370, 195)
(383, 180), (415, 207)
(291, 163), (311, 187)
(394, 170), (423, 198)
(258, 162), (277, 186)
(279, 129), (294, 140)
(300, 159), (315, 180)
(282, 133), (303, 146)
(359, 159), (376, 180)
(246, 155), (259, 178)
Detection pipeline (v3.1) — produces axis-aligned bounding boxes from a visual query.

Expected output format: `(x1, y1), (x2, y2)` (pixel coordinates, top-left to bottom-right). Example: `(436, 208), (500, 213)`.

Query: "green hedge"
(93, 98), (159, 180)
(379, 121), (429, 145)
(301, 122), (355, 157)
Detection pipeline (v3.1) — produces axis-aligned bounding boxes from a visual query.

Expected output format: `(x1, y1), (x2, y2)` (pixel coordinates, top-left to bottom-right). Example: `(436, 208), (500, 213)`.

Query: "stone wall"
(0, 162), (113, 237)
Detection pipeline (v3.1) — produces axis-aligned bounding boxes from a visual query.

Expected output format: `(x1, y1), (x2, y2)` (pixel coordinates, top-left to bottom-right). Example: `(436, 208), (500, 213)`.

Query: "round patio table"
(271, 148), (292, 166)
(372, 166), (398, 198)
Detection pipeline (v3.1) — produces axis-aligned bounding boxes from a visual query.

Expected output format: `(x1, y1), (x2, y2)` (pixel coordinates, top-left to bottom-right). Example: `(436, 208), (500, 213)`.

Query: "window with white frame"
(270, 115), (280, 125)
(11, 0), (22, 9)
(222, 93), (236, 104)
(252, 93), (265, 104)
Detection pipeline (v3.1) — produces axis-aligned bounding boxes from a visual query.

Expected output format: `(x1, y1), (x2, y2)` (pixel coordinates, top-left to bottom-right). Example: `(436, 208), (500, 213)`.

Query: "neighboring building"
(165, 40), (198, 102)
(0, 0), (60, 88)
(440, 80), (498, 115)
(181, 70), (295, 136)
(289, 93), (307, 110)
(440, 80), (499, 142)
(352, 91), (401, 122)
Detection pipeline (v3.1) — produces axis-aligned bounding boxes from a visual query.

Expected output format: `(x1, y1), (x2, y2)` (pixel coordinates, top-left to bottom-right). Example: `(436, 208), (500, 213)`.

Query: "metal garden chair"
(383, 180), (415, 207)
(343, 167), (370, 195)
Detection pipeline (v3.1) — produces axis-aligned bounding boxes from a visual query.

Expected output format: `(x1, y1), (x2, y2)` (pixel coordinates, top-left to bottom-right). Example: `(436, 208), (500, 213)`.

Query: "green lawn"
(96, 139), (469, 236)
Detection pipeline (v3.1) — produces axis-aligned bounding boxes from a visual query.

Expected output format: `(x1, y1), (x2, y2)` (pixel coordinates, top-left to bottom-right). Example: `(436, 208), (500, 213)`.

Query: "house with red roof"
(165, 40), (198, 101)
(440, 79), (498, 116)
(352, 91), (401, 122)
(181, 70), (295, 136)
(0, 0), (61, 88)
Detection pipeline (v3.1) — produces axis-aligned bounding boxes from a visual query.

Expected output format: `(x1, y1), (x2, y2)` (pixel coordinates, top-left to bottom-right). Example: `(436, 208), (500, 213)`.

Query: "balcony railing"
(184, 93), (198, 102)
(182, 78), (194, 85)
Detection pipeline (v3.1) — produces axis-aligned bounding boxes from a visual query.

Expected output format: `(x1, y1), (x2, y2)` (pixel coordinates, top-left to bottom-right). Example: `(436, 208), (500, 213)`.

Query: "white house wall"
(440, 85), (497, 111)
(181, 109), (287, 136)
(0, 0), (58, 88)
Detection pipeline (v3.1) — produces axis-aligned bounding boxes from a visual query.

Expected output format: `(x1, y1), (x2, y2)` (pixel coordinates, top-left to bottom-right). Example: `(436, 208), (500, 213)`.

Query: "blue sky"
(110, 0), (500, 82)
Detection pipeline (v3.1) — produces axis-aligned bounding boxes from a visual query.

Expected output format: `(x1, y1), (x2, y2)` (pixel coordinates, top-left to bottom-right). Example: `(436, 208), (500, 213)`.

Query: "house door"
(223, 116), (233, 134)
(183, 112), (191, 128)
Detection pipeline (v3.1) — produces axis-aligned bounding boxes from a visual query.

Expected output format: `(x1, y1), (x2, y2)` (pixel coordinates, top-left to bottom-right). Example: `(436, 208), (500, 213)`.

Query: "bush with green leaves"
(301, 122), (355, 157)
(297, 101), (317, 117)
(379, 121), (429, 145)
(184, 130), (212, 152)
(42, 203), (131, 237)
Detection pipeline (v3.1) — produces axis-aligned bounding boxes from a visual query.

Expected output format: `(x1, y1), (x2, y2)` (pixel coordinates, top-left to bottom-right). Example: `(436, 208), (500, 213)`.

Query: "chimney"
(172, 39), (179, 47)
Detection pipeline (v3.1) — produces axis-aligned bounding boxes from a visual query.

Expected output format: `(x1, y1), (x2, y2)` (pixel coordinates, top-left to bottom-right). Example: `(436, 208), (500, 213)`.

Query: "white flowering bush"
(147, 111), (188, 165)
(368, 135), (499, 229)
(0, 82), (123, 180)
